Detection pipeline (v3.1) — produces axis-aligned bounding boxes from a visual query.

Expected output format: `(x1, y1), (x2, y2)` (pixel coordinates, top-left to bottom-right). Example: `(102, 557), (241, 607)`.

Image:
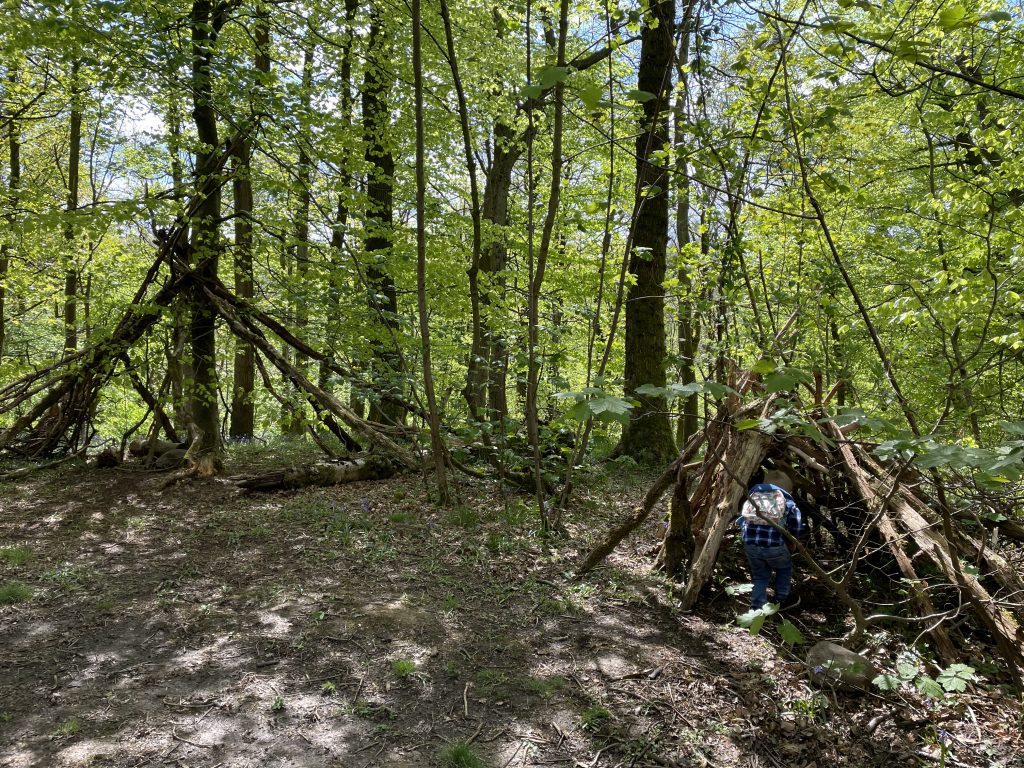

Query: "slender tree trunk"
(165, 105), (193, 434)
(439, 0), (485, 426)
(525, 0), (569, 526)
(675, 9), (699, 445)
(282, 37), (314, 435)
(362, 7), (405, 426)
(0, 69), (20, 360)
(620, 0), (676, 464)
(229, 7), (269, 441)
(411, 0), (450, 504)
(188, 0), (225, 470)
(63, 62), (82, 357)
(230, 143), (256, 439)
(320, 0), (358, 395)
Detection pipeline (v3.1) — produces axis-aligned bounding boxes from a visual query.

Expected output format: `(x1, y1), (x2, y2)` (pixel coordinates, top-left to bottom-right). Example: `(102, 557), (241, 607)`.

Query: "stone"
(806, 641), (878, 690)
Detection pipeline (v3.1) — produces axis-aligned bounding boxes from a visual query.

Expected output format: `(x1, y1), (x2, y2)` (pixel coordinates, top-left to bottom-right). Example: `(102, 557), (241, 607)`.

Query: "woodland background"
(2, 1), (1024, 766)
(0, 0), (1022, 485)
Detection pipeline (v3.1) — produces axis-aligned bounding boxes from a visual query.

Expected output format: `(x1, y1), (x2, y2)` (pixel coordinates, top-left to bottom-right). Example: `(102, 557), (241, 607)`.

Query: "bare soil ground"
(1, 449), (1021, 768)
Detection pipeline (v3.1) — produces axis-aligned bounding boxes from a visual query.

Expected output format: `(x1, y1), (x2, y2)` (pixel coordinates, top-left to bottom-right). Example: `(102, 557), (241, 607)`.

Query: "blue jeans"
(745, 543), (793, 610)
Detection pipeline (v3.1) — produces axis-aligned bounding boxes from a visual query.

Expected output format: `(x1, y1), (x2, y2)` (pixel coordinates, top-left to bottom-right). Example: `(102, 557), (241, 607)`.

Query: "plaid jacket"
(739, 483), (806, 547)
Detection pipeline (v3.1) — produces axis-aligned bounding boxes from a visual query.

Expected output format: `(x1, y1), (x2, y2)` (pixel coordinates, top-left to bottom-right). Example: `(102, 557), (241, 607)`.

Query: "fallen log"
(231, 456), (398, 491)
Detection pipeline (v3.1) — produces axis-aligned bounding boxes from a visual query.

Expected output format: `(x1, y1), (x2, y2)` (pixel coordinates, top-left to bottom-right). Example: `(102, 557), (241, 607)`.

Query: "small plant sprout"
(54, 719), (80, 738)
(271, 695), (285, 712)
(442, 593), (460, 612)
(438, 739), (487, 768)
(391, 659), (416, 679)
(320, 681), (337, 696)
(580, 705), (611, 731)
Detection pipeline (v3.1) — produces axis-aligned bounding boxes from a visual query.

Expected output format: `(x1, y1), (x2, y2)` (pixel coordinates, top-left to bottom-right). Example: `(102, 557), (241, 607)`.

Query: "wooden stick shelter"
(579, 395), (1024, 677)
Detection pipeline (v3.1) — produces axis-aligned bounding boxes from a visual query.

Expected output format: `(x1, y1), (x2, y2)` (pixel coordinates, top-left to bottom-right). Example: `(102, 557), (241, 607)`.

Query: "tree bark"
(620, 0), (677, 464)
(63, 61), (82, 357)
(412, 0), (451, 504)
(187, 0), (226, 470)
(362, 6), (405, 426)
(0, 68), (20, 360)
(228, 6), (269, 441)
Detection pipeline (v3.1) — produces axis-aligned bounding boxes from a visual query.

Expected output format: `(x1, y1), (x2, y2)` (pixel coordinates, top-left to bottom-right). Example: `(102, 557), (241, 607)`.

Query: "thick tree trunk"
(362, 7), (405, 426)
(188, 0), (225, 471)
(469, 122), (521, 424)
(620, 0), (676, 464)
(232, 456), (397, 491)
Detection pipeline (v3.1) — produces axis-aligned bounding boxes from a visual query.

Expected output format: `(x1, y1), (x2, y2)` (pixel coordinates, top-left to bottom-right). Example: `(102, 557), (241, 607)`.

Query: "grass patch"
(500, 499), (532, 527)
(346, 701), (394, 720)
(0, 582), (33, 604)
(53, 719), (80, 738)
(581, 705), (611, 731)
(475, 668), (509, 692)
(42, 564), (95, 592)
(523, 675), (565, 699)
(0, 546), (32, 566)
(446, 507), (480, 528)
(391, 659), (416, 678)
(438, 740), (487, 768)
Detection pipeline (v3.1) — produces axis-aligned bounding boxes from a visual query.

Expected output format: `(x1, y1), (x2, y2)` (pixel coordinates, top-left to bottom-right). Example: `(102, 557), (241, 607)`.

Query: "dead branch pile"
(0, 230), (420, 473)
(579, 396), (1024, 679)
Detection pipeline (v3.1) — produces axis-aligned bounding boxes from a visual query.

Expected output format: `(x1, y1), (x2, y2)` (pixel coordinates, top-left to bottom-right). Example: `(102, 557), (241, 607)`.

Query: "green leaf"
(896, 660), (919, 680)
(778, 620), (803, 645)
(626, 89), (657, 103)
(751, 359), (776, 375)
(916, 675), (945, 699)
(981, 10), (1012, 22)
(872, 673), (901, 691)
(764, 372), (799, 393)
(578, 83), (603, 112)
(937, 663), (975, 692)
(537, 66), (571, 89)
(735, 418), (763, 431)
(938, 5), (966, 28)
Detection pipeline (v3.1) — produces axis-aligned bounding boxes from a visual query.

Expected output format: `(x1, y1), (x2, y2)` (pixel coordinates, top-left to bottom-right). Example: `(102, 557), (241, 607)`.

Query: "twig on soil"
(463, 682), (471, 718)
(171, 728), (215, 748)
(467, 720), (485, 744)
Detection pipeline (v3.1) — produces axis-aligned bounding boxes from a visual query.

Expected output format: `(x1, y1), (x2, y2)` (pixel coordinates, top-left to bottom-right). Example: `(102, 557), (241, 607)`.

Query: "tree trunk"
(63, 62), (82, 357)
(412, 0), (450, 504)
(188, 0), (225, 471)
(362, 7), (405, 426)
(228, 7), (269, 441)
(320, 0), (358, 395)
(674, 12), (699, 446)
(283, 36), (314, 435)
(620, 0), (676, 464)
(0, 68), (20, 360)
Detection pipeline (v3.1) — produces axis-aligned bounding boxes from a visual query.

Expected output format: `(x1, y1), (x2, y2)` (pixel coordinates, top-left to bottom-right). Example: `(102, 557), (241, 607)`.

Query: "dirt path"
(1, 458), (1019, 767)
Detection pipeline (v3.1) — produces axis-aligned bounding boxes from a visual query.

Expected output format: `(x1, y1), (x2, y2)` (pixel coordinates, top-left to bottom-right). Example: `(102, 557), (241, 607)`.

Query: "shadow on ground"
(1, 460), (1018, 767)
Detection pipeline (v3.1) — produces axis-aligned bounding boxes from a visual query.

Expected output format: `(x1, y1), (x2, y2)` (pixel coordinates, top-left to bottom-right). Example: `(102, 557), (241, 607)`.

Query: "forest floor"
(1, 444), (1021, 768)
